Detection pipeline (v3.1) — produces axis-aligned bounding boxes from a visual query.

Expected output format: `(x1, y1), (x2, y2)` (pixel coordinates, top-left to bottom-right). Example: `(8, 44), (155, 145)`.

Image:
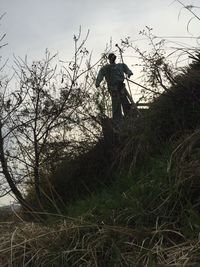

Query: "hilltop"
(1, 52), (200, 266)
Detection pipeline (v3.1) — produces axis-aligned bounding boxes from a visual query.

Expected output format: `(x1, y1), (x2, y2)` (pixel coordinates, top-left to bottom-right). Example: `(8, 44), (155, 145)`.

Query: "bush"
(147, 54), (200, 142)
(25, 138), (119, 211)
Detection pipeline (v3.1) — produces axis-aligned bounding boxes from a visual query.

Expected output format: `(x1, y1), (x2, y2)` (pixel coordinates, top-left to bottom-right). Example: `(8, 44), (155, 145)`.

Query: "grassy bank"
(1, 138), (200, 266)
(1, 51), (200, 267)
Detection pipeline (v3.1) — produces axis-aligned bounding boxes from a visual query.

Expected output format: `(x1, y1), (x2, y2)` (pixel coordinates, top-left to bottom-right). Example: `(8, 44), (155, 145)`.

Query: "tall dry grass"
(0, 215), (200, 266)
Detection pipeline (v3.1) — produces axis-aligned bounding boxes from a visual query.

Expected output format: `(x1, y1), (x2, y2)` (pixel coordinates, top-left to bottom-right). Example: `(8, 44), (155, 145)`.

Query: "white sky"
(0, 0), (200, 205)
(1, 0), (200, 63)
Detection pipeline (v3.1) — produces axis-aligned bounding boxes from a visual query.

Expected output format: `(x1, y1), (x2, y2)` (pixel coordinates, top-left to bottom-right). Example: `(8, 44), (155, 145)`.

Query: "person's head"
(108, 53), (116, 64)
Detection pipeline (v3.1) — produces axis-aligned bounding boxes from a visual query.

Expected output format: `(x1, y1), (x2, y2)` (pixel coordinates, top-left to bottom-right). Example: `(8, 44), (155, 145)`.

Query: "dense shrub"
(51, 139), (115, 203)
(25, 138), (120, 211)
(147, 54), (200, 142)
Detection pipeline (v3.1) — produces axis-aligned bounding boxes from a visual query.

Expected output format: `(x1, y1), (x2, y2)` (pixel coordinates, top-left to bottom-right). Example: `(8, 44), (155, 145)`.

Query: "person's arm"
(95, 68), (105, 87)
(123, 64), (133, 78)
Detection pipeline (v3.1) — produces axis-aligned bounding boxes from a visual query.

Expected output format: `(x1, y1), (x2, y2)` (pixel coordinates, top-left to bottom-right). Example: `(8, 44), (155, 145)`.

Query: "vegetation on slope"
(1, 51), (200, 266)
(1, 4), (200, 262)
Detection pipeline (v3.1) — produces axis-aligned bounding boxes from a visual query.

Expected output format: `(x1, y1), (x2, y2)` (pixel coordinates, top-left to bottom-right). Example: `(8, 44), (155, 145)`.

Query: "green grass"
(66, 147), (171, 227)
(3, 55), (200, 265)
(1, 134), (200, 266)
(1, 144), (200, 266)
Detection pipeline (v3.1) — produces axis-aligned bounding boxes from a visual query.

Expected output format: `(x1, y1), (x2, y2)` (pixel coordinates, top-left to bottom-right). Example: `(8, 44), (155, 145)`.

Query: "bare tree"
(0, 26), (113, 209)
(0, 16), (30, 208)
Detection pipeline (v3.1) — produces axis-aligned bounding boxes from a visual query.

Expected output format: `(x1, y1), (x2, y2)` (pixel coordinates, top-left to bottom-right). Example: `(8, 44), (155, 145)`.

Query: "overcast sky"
(1, 0), (200, 64)
(0, 0), (200, 205)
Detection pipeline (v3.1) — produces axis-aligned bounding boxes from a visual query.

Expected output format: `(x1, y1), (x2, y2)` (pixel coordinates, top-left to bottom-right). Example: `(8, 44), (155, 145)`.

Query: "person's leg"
(120, 88), (131, 117)
(111, 91), (123, 122)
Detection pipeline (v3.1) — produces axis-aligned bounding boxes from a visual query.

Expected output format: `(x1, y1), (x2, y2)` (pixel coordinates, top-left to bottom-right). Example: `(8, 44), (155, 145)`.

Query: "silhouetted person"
(95, 53), (133, 122)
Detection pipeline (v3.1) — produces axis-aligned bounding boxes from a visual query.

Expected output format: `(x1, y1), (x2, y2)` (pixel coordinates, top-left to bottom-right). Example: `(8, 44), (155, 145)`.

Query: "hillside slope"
(1, 54), (200, 266)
